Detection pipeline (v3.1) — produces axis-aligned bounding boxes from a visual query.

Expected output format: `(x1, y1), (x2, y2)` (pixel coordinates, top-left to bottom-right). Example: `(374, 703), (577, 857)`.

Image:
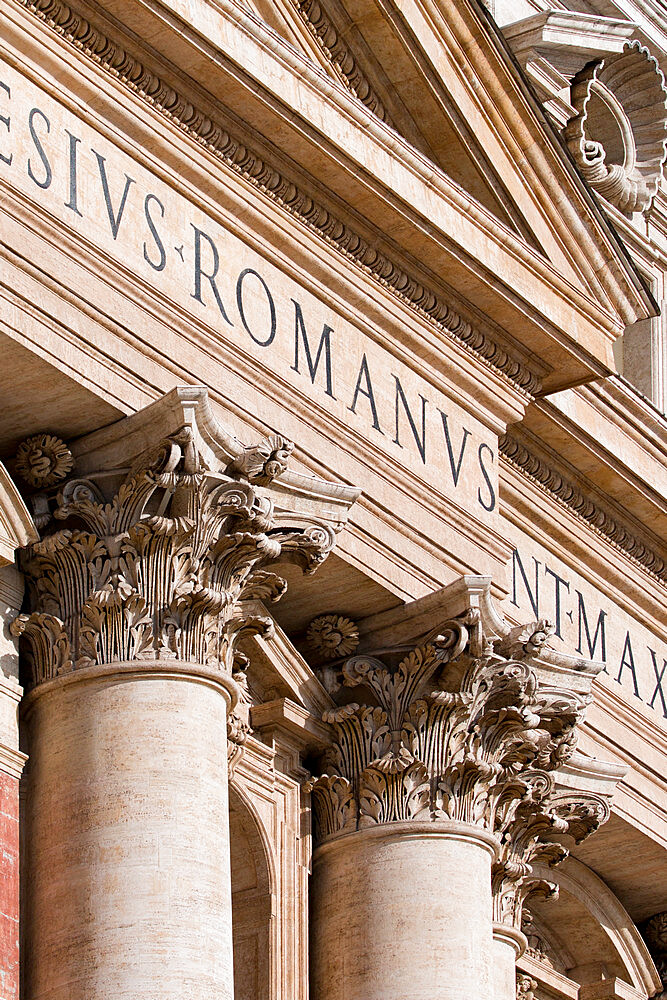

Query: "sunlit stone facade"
(0, 0), (665, 997)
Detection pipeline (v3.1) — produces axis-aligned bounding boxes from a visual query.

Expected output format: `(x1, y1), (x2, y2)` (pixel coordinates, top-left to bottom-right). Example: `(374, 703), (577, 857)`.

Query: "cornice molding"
(292, 0), (393, 126)
(0, 743), (28, 780)
(499, 433), (667, 583)
(19, 0), (540, 396)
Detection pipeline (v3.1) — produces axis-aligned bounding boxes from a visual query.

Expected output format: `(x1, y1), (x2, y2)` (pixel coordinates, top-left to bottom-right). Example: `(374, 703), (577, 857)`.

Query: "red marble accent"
(0, 772), (19, 1000)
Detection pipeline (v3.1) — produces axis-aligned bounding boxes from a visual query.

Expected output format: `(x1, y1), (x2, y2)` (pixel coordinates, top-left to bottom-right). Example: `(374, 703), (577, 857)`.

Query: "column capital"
(307, 590), (618, 931)
(11, 389), (359, 700)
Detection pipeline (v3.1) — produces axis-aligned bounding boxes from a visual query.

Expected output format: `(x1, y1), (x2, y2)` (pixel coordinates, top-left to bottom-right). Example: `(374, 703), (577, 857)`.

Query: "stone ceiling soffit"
(499, 428), (667, 584)
(27, 0), (654, 388)
(289, 0), (543, 243)
(518, 393), (667, 558)
(233, 0), (341, 77)
(239, 602), (335, 717)
(554, 855), (663, 997)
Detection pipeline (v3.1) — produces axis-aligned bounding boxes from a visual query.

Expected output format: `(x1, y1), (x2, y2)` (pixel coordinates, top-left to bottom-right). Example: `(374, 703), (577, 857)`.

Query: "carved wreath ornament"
(12, 427), (335, 687)
(307, 611), (610, 931)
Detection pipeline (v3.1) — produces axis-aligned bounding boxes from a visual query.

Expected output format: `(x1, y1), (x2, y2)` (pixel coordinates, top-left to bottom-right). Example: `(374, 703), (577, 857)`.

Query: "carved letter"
(617, 632), (641, 699)
(0, 81), (12, 166)
(290, 299), (335, 398)
(439, 411), (470, 486)
(143, 194), (166, 272)
(648, 649), (667, 717)
(511, 549), (540, 619)
(575, 591), (607, 662)
(477, 443), (496, 512)
(64, 130), (82, 216)
(393, 376), (427, 463)
(190, 225), (233, 325)
(27, 108), (52, 190)
(92, 150), (135, 239)
(349, 354), (383, 433)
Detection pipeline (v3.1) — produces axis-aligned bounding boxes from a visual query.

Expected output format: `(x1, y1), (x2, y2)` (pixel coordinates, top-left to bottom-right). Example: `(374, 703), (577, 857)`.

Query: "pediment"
(279, 0), (654, 321)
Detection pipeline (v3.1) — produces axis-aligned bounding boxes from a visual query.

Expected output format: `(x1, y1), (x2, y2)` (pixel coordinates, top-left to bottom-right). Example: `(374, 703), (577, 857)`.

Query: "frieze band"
(20, 0), (541, 397)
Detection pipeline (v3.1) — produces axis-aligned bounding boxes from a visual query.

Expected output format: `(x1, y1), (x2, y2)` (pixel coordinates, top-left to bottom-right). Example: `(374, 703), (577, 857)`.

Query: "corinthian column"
(308, 598), (615, 1000)
(13, 390), (356, 1000)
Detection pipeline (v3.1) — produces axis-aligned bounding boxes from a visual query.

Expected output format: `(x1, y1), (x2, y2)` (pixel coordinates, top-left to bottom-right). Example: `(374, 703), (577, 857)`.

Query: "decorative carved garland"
(500, 433), (667, 582)
(20, 0), (540, 396)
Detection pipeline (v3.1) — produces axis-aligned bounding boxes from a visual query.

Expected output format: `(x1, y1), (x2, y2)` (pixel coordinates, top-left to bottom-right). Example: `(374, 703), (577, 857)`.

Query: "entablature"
(5, 0), (655, 395)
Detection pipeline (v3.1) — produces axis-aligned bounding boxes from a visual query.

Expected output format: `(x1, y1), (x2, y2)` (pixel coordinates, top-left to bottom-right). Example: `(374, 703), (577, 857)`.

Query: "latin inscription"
(508, 544), (667, 721)
(0, 64), (498, 516)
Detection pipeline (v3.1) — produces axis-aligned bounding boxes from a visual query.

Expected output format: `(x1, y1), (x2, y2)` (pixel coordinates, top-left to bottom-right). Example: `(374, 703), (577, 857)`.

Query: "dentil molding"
(292, 0), (393, 126)
(19, 0), (540, 396)
(500, 432), (667, 582)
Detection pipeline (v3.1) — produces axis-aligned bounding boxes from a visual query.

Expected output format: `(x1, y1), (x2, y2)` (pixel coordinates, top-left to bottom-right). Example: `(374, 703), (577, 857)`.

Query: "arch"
(0, 462), (37, 566)
(532, 857), (662, 996)
(229, 780), (277, 1000)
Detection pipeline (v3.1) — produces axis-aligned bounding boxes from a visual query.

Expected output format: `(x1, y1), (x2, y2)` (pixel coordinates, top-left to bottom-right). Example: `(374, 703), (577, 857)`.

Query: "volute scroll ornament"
(564, 41), (667, 214)
(13, 398), (354, 702)
(307, 597), (615, 935)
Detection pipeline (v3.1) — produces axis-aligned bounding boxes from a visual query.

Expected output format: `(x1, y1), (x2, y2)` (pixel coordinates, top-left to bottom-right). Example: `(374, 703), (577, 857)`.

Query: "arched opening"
(229, 785), (274, 1000)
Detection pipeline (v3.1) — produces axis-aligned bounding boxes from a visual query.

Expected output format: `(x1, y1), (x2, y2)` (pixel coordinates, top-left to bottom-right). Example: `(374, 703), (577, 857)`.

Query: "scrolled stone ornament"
(516, 973), (537, 1000)
(564, 41), (667, 215)
(16, 433), (74, 489)
(307, 614), (360, 659)
(229, 433), (294, 482)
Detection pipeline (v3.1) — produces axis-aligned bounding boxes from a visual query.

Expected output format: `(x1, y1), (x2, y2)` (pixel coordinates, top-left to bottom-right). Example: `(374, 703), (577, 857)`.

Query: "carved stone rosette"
(308, 610), (611, 933)
(13, 426), (334, 694)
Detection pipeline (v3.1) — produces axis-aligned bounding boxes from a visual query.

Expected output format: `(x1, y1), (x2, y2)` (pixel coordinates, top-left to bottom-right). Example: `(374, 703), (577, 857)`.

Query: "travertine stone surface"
(492, 924), (528, 1000)
(22, 660), (237, 1000)
(310, 821), (497, 1000)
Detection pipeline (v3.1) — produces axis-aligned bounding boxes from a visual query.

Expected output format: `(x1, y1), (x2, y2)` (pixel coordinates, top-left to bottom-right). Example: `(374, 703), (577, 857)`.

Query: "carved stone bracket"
(307, 597), (614, 933)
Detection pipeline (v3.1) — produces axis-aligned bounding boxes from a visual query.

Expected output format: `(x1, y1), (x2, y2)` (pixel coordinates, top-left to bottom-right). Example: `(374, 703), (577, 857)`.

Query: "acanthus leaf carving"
(16, 424), (337, 692)
(308, 606), (613, 934)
